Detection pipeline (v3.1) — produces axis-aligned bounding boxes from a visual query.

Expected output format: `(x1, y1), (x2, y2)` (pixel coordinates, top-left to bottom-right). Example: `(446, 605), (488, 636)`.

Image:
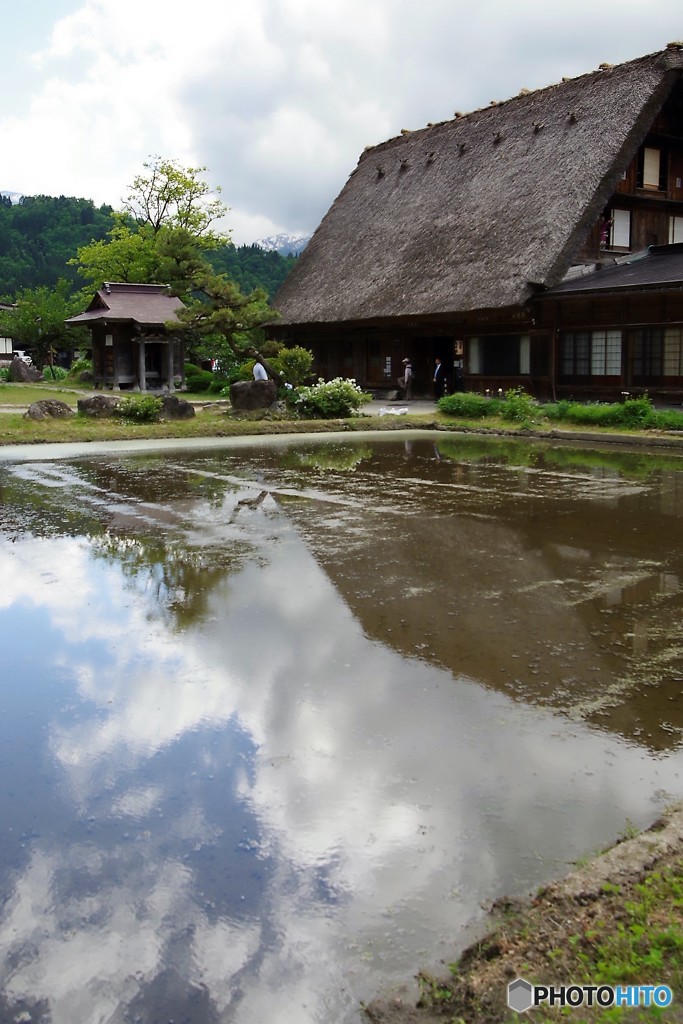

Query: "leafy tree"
(175, 264), (278, 375)
(122, 156), (228, 243)
(74, 160), (227, 292)
(71, 219), (160, 287)
(72, 159), (281, 375)
(0, 279), (89, 367)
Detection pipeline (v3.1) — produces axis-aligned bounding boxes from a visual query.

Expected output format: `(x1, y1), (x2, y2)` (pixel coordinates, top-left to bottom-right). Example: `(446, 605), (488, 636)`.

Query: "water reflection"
(0, 435), (683, 1023)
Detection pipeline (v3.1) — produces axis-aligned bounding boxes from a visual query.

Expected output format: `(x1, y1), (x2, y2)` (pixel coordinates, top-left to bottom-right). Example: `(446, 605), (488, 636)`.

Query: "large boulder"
(77, 394), (121, 417)
(25, 399), (75, 420)
(9, 357), (43, 383)
(230, 380), (277, 410)
(158, 394), (195, 419)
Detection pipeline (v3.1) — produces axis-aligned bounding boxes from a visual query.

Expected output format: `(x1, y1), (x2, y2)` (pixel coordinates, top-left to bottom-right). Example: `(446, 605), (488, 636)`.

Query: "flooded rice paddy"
(1, 431), (683, 1023)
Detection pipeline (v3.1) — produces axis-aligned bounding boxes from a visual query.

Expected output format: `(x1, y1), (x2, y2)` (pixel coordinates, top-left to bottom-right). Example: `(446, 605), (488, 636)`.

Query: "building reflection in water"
(0, 435), (682, 1023)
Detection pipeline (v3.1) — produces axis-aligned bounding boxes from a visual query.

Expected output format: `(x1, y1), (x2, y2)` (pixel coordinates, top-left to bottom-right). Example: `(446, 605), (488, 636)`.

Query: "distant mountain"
(1, 191), (23, 205)
(253, 233), (310, 256)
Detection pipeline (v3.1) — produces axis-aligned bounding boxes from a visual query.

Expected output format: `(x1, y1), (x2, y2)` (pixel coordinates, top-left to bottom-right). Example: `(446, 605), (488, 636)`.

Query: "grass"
(3, 382), (683, 451)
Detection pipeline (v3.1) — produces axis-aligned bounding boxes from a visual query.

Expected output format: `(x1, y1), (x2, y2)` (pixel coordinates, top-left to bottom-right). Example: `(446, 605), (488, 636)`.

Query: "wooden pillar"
(167, 340), (174, 392)
(112, 336), (120, 391)
(138, 339), (146, 392)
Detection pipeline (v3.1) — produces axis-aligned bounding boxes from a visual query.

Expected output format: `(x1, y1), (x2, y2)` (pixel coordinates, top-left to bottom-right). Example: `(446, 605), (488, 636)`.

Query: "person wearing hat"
(398, 357), (413, 400)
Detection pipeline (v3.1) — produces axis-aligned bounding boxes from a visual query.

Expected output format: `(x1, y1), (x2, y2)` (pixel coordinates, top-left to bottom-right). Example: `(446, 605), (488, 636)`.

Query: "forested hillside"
(208, 243), (297, 298)
(0, 194), (114, 294)
(0, 194), (296, 300)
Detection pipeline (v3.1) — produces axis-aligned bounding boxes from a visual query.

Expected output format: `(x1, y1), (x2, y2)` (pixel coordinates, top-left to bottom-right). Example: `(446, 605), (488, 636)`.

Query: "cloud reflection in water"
(0, 447), (682, 1023)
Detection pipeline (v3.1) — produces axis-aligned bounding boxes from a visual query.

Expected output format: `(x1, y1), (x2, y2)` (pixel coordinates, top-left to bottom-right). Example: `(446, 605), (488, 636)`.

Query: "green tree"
(73, 159), (280, 375)
(122, 156), (229, 243)
(74, 159), (229, 291)
(0, 279), (88, 368)
(71, 219), (160, 287)
(175, 264), (278, 375)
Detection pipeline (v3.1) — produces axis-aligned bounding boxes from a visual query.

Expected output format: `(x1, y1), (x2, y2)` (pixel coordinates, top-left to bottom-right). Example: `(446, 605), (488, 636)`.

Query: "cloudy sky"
(2, 0), (682, 244)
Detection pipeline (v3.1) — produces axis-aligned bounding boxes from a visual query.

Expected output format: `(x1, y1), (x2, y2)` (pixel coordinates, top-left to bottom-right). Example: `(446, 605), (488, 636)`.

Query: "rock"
(77, 394), (121, 417)
(158, 394), (196, 419)
(25, 399), (75, 420)
(230, 380), (278, 410)
(9, 357), (43, 383)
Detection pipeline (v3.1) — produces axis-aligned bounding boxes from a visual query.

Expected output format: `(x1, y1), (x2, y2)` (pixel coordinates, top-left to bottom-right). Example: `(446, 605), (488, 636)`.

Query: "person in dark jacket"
(433, 357), (447, 399)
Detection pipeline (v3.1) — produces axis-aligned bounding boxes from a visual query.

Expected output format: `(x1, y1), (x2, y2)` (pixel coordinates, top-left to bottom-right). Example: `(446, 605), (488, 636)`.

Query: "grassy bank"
(3, 382), (683, 450)
(365, 808), (683, 1024)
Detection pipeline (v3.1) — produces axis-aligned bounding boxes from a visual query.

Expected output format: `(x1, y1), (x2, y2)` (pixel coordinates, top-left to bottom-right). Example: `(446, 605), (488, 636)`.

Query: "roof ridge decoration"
(273, 45), (683, 325)
(363, 46), (683, 156)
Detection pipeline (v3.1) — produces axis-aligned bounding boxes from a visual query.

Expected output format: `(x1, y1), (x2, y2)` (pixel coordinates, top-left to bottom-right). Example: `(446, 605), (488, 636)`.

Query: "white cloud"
(2, 0), (682, 242)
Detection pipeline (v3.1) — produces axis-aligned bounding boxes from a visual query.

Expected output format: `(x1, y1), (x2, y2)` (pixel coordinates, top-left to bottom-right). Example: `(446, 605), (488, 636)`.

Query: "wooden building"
(66, 282), (185, 391)
(270, 45), (683, 402)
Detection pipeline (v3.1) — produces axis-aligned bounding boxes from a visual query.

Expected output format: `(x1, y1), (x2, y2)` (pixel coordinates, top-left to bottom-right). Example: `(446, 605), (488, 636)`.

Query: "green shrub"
(543, 397), (655, 429)
(544, 400), (571, 421)
(617, 395), (656, 428)
(438, 392), (501, 418)
(652, 408), (683, 430)
(292, 377), (370, 418)
(0, 367), (9, 382)
(42, 365), (68, 380)
(67, 357), (92, 379)
(206, 372), (231, 393)
(500, 387), (540, 425)
(185, 369), (213, 393)
(543, 401), (622, 426)
(114, 395), (162, 422)
(270, 345), (314, 387)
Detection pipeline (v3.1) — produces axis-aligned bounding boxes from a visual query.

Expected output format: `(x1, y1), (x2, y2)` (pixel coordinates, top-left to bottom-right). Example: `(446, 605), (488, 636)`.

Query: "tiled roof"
(542, 244), (683, 296)
(66, 283), (184, 327)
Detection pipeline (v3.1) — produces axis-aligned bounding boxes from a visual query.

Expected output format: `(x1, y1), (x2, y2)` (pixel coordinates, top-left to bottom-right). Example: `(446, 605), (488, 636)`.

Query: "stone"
(25, 399), (75, 420)
(77, 394), (122, 417)
(9, 357), (43, 383)
(158, 394), (196, 419)
(230, 380), (278, 410)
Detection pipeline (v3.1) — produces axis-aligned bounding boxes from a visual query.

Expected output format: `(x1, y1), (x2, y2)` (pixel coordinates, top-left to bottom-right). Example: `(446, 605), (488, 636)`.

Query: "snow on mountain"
(252, 233), (310, 256)
(0, 191), (23, 204)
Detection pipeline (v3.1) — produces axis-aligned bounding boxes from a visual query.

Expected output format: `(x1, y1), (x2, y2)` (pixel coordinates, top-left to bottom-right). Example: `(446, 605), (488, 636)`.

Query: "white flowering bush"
(291, 377), (370, 418)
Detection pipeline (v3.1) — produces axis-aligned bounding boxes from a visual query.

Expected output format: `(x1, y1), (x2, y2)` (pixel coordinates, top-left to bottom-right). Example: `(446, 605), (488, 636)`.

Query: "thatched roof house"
(66, 283), (186, 392)
(271, 45), (683, 402)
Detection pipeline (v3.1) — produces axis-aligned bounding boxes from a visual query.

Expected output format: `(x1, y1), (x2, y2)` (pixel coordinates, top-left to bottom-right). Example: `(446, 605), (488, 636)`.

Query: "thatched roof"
(274, 46), (683, 327)
(66, 283), (184, 328)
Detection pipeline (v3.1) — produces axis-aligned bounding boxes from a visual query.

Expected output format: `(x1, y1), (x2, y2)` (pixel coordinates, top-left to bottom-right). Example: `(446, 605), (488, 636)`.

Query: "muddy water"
(1, 432), (683, 1023)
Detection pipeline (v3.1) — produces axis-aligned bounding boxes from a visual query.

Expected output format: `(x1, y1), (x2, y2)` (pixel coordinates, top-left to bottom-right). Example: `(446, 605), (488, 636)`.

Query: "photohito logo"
(507, 978), (673, 1013)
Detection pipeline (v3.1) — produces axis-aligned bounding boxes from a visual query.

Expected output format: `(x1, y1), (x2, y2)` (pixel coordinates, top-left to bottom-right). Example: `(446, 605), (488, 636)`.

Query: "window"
(468, 338), (481, 374)
(466, 335), (530, 375)
(632, 329), (663, 378)
(610, 209), (631, 249)
(669, 216), (683, 244)
(561, 331), (589, 376)
(637, 146), (667, 191)
(519, 335), (530, 375)
(643, 147), (661, 188)
(664, 328), (683, 376)
(591, 330), (622, 375)
(561, 331), (622, 377)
